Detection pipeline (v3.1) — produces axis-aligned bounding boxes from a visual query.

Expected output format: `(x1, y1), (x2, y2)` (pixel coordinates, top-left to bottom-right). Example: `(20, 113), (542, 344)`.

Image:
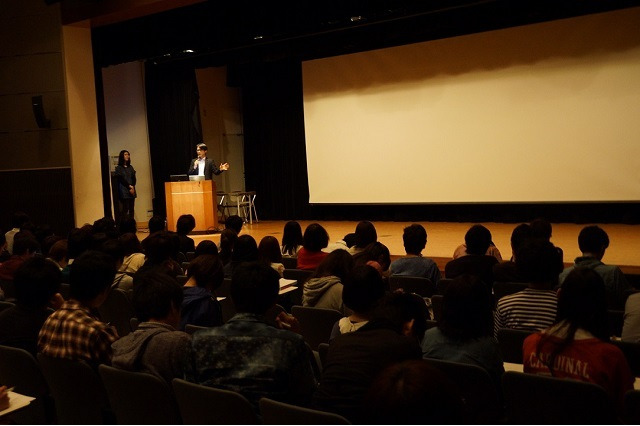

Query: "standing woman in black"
(115, 150), (137, 219)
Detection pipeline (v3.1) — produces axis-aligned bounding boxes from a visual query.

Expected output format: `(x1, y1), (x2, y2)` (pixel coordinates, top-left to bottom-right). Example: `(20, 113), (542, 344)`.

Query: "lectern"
(165, 181), (217, 232)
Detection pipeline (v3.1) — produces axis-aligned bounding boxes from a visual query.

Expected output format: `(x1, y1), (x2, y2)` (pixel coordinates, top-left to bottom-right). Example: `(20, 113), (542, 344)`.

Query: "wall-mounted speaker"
(32, 95), (51, 128)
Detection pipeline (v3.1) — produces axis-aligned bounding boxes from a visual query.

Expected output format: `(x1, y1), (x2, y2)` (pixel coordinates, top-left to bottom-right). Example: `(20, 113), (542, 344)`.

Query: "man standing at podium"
(188, 143), (229, 180)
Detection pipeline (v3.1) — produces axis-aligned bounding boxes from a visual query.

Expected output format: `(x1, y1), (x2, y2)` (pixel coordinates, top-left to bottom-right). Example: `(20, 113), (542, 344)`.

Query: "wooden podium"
(165, 180), (217, 232)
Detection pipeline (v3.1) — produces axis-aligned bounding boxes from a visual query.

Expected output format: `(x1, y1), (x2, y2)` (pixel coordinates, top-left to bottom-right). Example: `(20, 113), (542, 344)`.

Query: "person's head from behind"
(132, 271), (183, 327)
(439, 274), (493, 340)
(342, 233), (358, 249)
(67, 227), (92, 259)
(303, 223), (329, 252)
(187, 254), (224, 291)
(118, 215), (138, 234)
(364, 360), (466, 425)
(93, 217), (117, 238)
(117, 149), (131, 167)
(119, 232), (142, 256)
(225, 215), (244, 235)
(219, 229), (238, 264)
(176, 214), (196, 236)
(12, 231), (40, 256)
(354, 221), (377, 249)
(511, 223), (533, 259)
(47, 239), (68, 266)
(530, 218), (553, 241)
(516, 239), (563, 288)
(148, 215), (166, 234)
(312, 249), (354, 281)
(465, 224), (492, 255)
(353, 242), (391, 273)
(231, 262), (280, 315)
(370, 292), (429, 341)
(231, 235), (259, 263)
(100, 238), (125, 269)
(282, 221), (303, 254)
(557, 267), (608, 341)
(402, 224), (427, 256)
(11, 212), (29, 229)
(69, 251), (116, 307)
(258, 236), (282, 264)
(195, 240), (218, 257)
(578, 225), (609, 259)
(143, 232), (174, 265)
(14, 257), (62, 308)
(342, 264), (387, 317)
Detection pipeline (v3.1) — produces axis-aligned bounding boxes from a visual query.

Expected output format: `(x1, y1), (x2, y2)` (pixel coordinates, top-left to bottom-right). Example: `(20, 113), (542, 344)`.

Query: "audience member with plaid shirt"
(38, 250), (119, 366)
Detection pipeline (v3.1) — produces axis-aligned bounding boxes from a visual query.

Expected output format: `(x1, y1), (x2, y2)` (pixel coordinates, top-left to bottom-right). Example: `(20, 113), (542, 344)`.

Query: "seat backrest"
(291, 305), (343, 350)
(424, 357), (502, 424)
(176, 275), (189, 286)
(496, 328), (534, 364)
(430, 294), (444, 321)
(610, 339), (640, 377)
(493, 281), (529, 303)
(171, 378), (260, 424)
(283, 269), (313, 285)
(0, 300), (15, 312)
(97, 287), (135, 337)
(185, 323), (208, 335)
(0, 345), (53, 424)
(317, 343), (329, 371)
(37, 353), (111, 424)
(434, 278), (452, 295)
(259, 397), (351, 425)
(388, 275), (435, 297)
(502, 371), (617, 424)
(608, 309), (624, 338)
(281, 257), (298, 270)
(216, 277), (232, 298)
(98, 364), (180, 424)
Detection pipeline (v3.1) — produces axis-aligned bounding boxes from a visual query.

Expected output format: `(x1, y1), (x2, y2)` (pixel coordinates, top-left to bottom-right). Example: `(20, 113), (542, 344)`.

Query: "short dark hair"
(578, 225), (609, 254)
(100, 238), (125, 263)
(14, 257), (62, 307)
(143, 231), (174, 264)
(439, 274), (494, 340)
(258, 236), (283, 264)
(148, 215), (166, 234)
(354, 221), (377, 249)
(225, 215), (244, 234)
(187, 254), (224, 290)
(195, 240), (218, 257)
(464, 224), (492, 255)
(176, 215), (196, 235)
(231, 235), (259, 263)
(93, 217), (117, 238)
(530, 218), (553, 241)
(515, 239), (563, 284)
(370, 292), (429, 340)
(353, 242), (391, 271)
(311, 249), (354, 281)
(69, 251), (116, 302)
(302, 223), (329, 252)
(11, 212), (29, 229)
(219, 229), (237, 265)
(342, 264), (386, 314)
(12, 231), (40, 255)
(67, 227), (92, 259)
(118, 215), (138, 234)
(196, 143), (208, 151)
(48, 239), (68, 263)
(511, 223), (533, 255)
(132, 271), (183, 322)
(119, 233), (142, 256)
(403, 224), (427, 255)
(231, 262), (279, 314)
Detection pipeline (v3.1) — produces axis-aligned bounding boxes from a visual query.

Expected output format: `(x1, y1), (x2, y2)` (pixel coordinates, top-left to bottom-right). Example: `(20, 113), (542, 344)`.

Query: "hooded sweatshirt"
(302, 275), (346, 313)
(111, 322), (191, 384)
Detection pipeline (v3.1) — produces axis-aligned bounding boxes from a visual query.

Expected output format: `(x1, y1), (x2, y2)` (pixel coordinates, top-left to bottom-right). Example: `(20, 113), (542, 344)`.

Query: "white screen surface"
(302, 8), (640, 204)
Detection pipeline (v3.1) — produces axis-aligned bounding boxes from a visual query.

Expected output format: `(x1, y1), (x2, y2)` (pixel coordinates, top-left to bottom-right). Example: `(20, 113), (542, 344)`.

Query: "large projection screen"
(302, 8), (640, 204)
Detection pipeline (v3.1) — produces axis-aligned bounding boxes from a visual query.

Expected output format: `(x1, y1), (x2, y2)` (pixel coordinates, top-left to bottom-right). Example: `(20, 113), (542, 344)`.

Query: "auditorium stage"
(140, 220), (640, 274)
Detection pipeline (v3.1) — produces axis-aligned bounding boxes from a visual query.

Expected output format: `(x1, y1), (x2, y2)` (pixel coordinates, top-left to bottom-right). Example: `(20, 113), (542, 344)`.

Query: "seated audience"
(0, 257), (63, 355)
(218, 229), (237, 266)
(61, 227), (92, 282)
(353, 242), (391, 276)
(224, 215), (244, 235)
(348, 221), (378, 255)
(176, 214), (196, 255)
(453, 226), (503, 262)
(523, 267), (633, 410)
(180, 254), (224, 329)
(92, 217), (118, 239)
(112, 271), (191, 383)
(38, 251), (118, 366)
(297, 223), (330, 270)
(445, 224), (498, 289)
(303, 249), (354, 314)
(494, 239), (562, 336)
(223, 234), (259, 277)
(141, 215), (167, 252)
(622, 292), (640, 342)
(258, 236), (285, 277)
(41, 234), (64, 262)
(363, 360), (466, 424)
(0, 232), (9, 263)
(281, 220), (303, 257)
(0, 231), (40, 281)
(313, 292), (426, 422)
(330, 264), (387, 339)
(101, 239), (133, 291)
(118, 232), (146, 274)
(186, 262), (317, 409)
(492, 223), (532, 283)
(422, 274), (504, 389)
(47, 239), (68, 270)
(558, 225), (632, 309)
(135, 231), (183, 279)
(194, 239), (218, 257)
(390, 224), (441, 285)
(530, 218), (564, 263)
(5, 211), (29, 255)
(117, 214), (138, 235)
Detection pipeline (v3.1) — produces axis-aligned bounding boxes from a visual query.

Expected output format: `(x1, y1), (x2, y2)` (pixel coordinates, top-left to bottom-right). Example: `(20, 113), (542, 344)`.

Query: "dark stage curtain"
(145, 62), (202, 217)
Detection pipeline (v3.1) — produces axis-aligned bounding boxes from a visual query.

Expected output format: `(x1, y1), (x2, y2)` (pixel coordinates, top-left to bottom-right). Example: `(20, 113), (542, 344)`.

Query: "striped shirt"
(494, 288), (557, 337)
(37, 300), (118, 366)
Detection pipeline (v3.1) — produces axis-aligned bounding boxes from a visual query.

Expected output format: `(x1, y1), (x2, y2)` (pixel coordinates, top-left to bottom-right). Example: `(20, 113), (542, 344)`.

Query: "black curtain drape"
(145, 62), (202, 218)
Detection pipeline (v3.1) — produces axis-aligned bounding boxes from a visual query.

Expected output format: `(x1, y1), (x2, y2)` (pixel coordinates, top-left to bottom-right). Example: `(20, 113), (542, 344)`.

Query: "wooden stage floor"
(140, 220), (640, 273)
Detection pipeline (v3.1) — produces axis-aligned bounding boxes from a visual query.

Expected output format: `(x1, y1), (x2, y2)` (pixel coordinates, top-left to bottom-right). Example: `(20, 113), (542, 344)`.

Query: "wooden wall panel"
(0, 92), (67, 132)
(0, 54), (65, 94)
(0, 14), (61, 56)
(0, 130), (70, 170)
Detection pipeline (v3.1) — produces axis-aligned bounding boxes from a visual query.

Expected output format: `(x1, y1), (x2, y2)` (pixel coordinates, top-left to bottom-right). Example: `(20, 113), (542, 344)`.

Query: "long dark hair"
(282, 221), (303, 255)
(118, 150), (131, 167)
(535, 267), (609, 375)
